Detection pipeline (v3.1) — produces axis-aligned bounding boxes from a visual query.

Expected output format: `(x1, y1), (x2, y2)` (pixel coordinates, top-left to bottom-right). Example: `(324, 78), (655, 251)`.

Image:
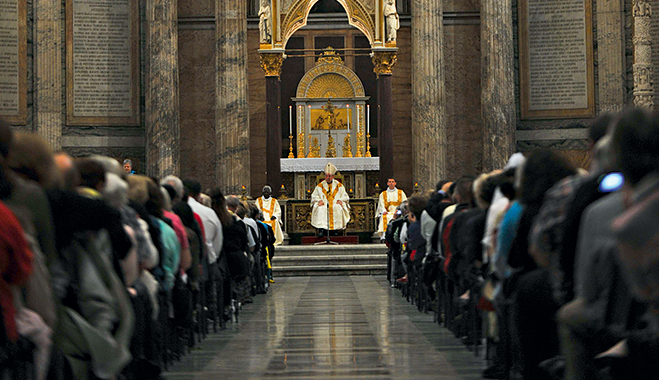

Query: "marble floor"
(164, 276), (487, 380)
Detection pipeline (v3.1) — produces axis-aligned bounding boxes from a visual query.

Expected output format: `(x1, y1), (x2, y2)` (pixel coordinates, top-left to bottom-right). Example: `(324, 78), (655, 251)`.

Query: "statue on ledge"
(259, 0), (271, 44)
(384, 0), (399, 43)
(311, 163), (350, 233)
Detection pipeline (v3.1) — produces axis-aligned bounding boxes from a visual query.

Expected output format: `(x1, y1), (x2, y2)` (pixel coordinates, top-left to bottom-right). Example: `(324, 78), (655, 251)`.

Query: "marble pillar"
(481, 0), (515, 172)
(145, 0), (180, 179)
(260, 52), (285, 197)
(633, 0), (654, 109)
(597, 0), (625, 113)
(411, 0), (445, 192)
(372, 49), (397, 189)
(217, 1), (250, 195)
(34, 0), (62, 149)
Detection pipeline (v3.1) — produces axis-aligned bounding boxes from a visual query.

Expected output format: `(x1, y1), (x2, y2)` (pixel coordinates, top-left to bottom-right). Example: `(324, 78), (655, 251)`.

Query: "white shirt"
(188, 197), (223, 264)
(243, 217), (260, 249)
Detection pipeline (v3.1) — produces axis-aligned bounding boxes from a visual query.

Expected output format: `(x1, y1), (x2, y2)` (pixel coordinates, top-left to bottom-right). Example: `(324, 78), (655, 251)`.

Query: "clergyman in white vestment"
(376, 177), (407, 236)
(255, 185), (284, 245)
(311, 163), (351, 231)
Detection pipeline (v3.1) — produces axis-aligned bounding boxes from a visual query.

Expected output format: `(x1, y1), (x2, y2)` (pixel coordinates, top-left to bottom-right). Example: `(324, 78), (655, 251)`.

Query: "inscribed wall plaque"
(519, 0), (595, 119)
(0, 0), (26, 124)
(66, 0), (139, 125)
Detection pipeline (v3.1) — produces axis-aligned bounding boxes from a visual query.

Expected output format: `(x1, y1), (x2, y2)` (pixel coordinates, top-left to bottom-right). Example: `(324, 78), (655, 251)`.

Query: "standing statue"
(259, 0), (271, 44)
(384, 0), (399, 42)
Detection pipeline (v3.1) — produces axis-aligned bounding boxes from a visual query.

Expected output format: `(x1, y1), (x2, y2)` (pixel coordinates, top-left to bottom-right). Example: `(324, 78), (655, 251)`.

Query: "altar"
(281, 48), (380, 201)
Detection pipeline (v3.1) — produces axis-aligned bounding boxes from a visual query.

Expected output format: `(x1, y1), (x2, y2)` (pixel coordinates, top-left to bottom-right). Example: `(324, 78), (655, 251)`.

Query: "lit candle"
(415, 182), (419, 187)
(242, 185), (246, 190)
(289, 105), (292, 135)
(346, 104), (350, 129)
(375, 183), (379, 187)
(281, 184), (285, 189)
(367, 104), (370, 134)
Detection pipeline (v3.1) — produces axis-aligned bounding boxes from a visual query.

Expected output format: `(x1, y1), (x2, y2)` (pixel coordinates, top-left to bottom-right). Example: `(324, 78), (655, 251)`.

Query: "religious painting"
(310, 108), (351, 130)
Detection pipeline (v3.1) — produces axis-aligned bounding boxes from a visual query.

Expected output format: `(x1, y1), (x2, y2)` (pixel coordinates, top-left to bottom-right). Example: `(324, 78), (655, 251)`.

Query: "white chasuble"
(311, 181), (351, 230)
(376, 188), (407, 236)
(256, 196), (284, 245)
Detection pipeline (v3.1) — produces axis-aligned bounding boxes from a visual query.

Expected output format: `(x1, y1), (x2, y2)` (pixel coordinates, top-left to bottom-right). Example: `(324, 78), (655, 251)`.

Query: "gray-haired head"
(123, 159), (132, 166)
(103, 172), (129, 209)
(226, 195), (241, 211)
(90, 155), (124, 177)
(161, 175), (184, 201)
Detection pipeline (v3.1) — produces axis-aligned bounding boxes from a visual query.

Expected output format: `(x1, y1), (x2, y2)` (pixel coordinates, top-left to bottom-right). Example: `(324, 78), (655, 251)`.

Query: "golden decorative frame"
(296, 53), (366, 98)
(65, 0), (140, 126)
(518, 0), (595, 120)
(280, 0), (376, 48)
(0, 0), (27, 124)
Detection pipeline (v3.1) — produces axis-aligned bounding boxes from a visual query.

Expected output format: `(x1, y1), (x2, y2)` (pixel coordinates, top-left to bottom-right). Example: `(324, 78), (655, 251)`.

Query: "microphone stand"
(315, 183), (338, 245)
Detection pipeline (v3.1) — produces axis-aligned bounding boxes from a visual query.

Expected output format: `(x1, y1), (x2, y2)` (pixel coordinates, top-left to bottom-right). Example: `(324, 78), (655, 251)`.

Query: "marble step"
(272, 264), (387, 277)
(275, 244), (388, 257)
(272, 255), (386, 267)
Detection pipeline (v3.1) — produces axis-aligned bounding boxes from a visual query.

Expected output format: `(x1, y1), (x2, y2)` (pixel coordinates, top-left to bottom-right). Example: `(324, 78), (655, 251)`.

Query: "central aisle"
(165, 276), (486, 379)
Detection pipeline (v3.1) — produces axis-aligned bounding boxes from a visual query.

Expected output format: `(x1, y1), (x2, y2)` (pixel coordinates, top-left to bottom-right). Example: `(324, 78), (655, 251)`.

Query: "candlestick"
(365, 133), (372, 157)
(289, 105), (292, 135)
(288, 134), (294, 158)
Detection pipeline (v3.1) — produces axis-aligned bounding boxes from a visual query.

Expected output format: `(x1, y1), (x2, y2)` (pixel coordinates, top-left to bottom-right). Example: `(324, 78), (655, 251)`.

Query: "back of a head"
(235, 203), (247, 219)
(454, 176), (475, 205)
(76, 158), (107, 190)
(407, 195), (428, 219)
(210, 188), (233, 226)
(7, 132), (60, 188)
(249, 203), (260, 219)
(89, 155), (124, 177)
(183, 179), (202, 197)
(104, 173), (128, 209)
(435, 180), (449, 192)
(161, 175), (184, 200)
(226, 195), (241, 210)
(611, 107), (659, 186)
(520, 149), (577, 206)
(126, 174), (150, 205)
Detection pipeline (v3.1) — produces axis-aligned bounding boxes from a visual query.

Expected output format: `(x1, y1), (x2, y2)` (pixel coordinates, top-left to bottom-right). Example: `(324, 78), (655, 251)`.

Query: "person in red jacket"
(0, 199), (33, 342)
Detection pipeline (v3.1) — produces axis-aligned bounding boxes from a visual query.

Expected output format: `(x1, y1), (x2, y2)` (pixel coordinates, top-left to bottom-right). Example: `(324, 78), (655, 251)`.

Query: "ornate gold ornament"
(326, 133), (337, 158)
(308, 136), (321, 158)
(281, 0), (376, 47)
(297, 131), (305, 157)
(296, 48), (365, 98)
(259, 52), (285, 77)
(371, 50), (398, 76)
(342, 134), (353, 157)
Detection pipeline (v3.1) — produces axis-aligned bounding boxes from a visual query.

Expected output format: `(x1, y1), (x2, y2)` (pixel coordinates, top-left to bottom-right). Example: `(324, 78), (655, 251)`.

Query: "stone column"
(597, 0), (625, 113)
(633, 0), (653, 109)
(411, 0), (445, 191)
(481, 0), (516, 172)
(34, 0), (63, 149)
(145, 0), (180, 179)
(217, 1), (250, 195)
(372, 49), (397, 188)
(260, 52), (285, 197)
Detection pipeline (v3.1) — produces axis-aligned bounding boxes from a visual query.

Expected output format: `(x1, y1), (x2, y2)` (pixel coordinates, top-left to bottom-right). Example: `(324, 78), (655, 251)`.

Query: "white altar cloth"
(280, 157), (380, 172)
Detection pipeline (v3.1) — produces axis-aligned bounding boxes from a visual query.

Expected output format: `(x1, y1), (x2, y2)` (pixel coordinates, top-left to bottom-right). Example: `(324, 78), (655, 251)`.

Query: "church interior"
(2, 0), (659, 379)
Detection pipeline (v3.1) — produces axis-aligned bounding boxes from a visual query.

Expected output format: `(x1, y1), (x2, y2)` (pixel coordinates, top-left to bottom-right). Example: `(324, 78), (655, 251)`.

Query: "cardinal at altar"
(255, 185), (284, 245)
(376, 177), (407, 236)
(311, 163), (351, 231)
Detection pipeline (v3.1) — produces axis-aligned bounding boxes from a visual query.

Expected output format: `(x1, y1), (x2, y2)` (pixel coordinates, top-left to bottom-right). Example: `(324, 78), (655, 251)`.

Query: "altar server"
(311, 163), (351, 233)
(376, 177), (408, 236)
(255, 185), (284, 245)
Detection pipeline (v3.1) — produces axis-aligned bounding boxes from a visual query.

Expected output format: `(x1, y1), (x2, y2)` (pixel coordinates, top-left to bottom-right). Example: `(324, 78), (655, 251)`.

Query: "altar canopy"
(291, 49), (372, 161)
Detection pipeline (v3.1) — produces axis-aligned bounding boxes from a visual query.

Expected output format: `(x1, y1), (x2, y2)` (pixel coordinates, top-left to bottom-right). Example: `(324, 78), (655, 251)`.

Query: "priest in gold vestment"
(255, 185), (284, 245)
(311, 163), (351, 232)
(376, 178), (407, 236)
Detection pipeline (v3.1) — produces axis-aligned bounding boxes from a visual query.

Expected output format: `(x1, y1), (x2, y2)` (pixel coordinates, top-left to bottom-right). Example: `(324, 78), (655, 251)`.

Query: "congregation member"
(311, 163), (350, 235)
(255, 185), (284, 245)
(376, 177), (407, 237)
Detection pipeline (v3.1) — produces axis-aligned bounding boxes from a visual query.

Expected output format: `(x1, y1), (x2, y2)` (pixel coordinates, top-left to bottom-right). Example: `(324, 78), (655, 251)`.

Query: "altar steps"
(272, 244), (388, 276)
